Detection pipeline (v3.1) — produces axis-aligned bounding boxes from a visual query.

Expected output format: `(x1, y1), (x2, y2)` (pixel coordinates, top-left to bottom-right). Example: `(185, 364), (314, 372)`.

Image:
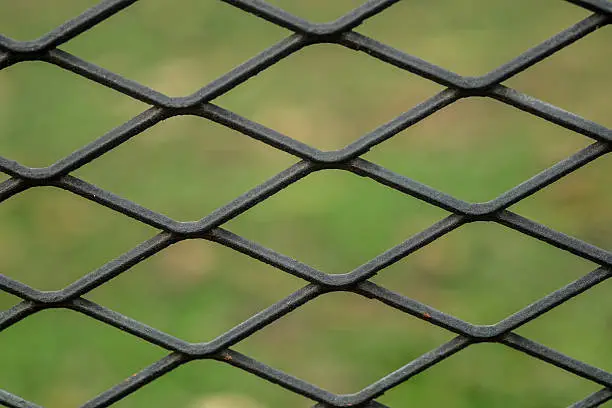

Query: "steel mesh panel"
(0, 0), (610, 407)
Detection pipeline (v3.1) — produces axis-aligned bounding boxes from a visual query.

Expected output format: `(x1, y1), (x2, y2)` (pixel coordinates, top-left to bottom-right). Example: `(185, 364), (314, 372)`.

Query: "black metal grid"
(0, 0), (610, 407)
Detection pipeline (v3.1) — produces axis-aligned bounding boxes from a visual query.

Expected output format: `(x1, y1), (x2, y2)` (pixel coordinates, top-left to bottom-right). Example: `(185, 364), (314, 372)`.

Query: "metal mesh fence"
(0, 0), (611, 407)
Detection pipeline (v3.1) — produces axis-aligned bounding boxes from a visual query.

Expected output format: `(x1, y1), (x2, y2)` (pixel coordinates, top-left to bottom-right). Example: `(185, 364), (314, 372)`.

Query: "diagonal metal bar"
(496, 211), (612, 267)
(569, 388), (612, 408)
(352, 337), (472, 404)
(0, 0), (138, 53)
(0, 108), (168, 181)
(70, 298), (192, 353)
(479, 13), (609, 86)
(567, 0), (612, 14)
(488, 86), (612, 143)
(0, 301), (40, 332)
(0, 178), (31, 203)
(46, 49), (174, 107)
(216, 348), (340, 406)
(222, 0), (401, 37)
(502, 333), (612, 388)
(0, 389), (44, 408)
(341, 13), (608, 91)
(492, 267), (612, 334)
(80, 353), (189, 408)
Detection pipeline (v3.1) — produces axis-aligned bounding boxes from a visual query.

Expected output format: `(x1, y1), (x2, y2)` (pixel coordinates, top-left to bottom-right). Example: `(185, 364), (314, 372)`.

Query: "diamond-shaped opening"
(377, 343), (600, 407)
(87, 239), (304, 343)
(225, 169), (448, 274)
(235, 291), (453, 394)
(0, 172), (9, 183)
(0, 309), (165, 408)
(0, 62), (146, 167)
(372, 222), (597, 325)
(0, 187), (155, 290)
(216, 44), (443, 151)
(518, 278), (612, 372)
(112, 360), (310, 408)
(358, 0), (590, 76)
(0, 0), (99, 40)
(507, 28), (611, 128)
(363, 97), (591, 203)
(63, 1), (289, 96)
(75, 116), (297, 222)
(512, 155), (612, 251)
(266, 0), (366, 22)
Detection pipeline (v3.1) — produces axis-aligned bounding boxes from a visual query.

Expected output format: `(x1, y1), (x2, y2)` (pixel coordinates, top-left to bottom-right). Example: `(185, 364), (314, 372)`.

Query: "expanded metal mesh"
(0, 0), (611, 407)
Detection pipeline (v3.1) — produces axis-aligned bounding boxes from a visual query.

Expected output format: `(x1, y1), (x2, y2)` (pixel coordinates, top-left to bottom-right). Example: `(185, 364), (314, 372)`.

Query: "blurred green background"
(0, 1), (610, 407)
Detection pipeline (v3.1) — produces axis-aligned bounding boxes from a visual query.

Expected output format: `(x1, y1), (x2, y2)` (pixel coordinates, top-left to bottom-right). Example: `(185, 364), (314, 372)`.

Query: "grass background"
(0, 1), (610, 407)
